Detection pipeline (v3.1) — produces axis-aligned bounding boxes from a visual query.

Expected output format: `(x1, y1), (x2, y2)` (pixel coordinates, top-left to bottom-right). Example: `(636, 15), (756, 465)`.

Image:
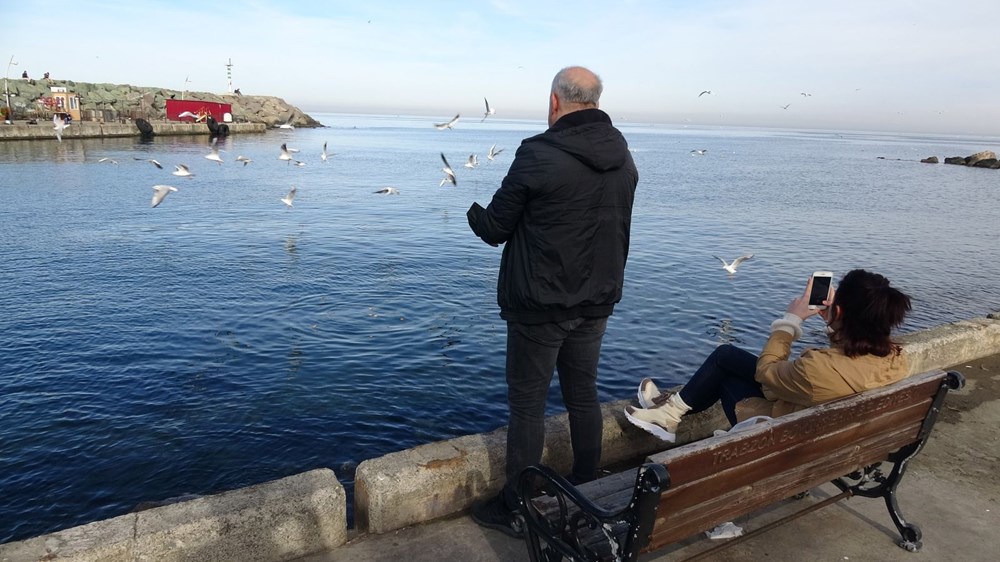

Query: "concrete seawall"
(0, 121), (266, 141)
(2, 313), (998, 561)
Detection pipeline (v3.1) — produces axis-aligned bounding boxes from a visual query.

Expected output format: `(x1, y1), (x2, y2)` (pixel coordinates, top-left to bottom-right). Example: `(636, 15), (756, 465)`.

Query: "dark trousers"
(501, 316), (608, 509)
(678, 344), (765, 426)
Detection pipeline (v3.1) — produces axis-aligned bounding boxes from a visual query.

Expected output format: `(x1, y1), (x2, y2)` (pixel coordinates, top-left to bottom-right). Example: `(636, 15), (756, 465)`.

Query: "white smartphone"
(807, 271), (834, 309)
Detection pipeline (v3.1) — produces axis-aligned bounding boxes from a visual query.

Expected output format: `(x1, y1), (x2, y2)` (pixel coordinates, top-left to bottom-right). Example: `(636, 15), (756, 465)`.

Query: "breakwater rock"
(926, 150), (999, 169)
(2, 78), (321, 127)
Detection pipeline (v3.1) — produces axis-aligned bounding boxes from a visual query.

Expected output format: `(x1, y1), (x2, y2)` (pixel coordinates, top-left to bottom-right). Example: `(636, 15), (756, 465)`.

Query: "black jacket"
(467, 108), (638, 323)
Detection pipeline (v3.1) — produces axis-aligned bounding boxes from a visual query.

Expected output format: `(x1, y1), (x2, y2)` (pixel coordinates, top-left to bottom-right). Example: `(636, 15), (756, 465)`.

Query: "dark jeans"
(678, 344), (765, 426)
(501, 316), (608, 509)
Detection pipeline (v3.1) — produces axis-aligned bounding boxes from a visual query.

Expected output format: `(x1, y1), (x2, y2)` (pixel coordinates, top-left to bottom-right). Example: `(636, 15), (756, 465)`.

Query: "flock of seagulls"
(90, 102), (748, 273)
(96, 119), (503, 208)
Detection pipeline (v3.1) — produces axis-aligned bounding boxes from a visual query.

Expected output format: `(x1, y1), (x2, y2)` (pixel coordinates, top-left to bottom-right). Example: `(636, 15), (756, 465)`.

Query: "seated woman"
(625, 269), (912, 442)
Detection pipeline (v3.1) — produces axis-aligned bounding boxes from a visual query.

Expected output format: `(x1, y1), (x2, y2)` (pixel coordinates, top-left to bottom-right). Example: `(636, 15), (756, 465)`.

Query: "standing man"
(467, 66), (638, 537)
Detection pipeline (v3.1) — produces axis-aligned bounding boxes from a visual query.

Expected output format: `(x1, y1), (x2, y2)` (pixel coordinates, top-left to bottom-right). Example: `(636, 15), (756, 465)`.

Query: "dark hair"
(830, 269), (911, 358)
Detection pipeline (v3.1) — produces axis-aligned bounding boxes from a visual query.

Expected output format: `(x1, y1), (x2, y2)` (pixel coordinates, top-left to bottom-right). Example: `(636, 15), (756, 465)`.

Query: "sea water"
(1, 113), (998, 542)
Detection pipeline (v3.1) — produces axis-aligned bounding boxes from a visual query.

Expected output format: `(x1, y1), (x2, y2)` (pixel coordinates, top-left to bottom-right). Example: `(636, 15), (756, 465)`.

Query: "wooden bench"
(516, 369), (965, 562)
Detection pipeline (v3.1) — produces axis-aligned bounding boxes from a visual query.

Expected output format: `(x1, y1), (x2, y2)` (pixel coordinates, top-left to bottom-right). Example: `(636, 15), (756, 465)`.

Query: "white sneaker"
(637, 378), (672, 409)
(624, 404), (681, 443)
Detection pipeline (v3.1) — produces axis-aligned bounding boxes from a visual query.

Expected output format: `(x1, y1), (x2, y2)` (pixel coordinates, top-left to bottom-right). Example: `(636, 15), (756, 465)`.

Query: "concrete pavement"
(298, 353), (1000, 562)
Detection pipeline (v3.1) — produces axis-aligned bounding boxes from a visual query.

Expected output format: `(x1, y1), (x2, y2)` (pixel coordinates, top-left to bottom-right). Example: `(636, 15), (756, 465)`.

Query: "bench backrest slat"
(643, 370), (946, 550)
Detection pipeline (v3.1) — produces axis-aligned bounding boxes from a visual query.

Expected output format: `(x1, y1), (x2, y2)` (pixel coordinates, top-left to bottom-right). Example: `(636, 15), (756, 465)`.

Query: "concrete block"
(0, 468), (346, 562)
(900, 316), (1000, 375)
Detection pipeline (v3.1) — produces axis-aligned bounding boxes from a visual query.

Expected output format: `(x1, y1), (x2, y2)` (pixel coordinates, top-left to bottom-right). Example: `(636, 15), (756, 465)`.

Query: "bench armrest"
(517, 463), (669, 562)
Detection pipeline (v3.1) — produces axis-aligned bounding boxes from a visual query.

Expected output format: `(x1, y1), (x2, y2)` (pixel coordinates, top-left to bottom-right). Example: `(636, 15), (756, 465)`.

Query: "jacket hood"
(532, 109), (630, 172)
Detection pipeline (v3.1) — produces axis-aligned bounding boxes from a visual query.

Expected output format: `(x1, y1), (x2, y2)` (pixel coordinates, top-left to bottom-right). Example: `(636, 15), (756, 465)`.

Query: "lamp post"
(4, 55), (17, 123)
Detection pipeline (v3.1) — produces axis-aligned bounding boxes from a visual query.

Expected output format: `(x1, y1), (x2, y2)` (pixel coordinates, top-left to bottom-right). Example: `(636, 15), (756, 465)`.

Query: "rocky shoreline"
(2, 78), (321, 128)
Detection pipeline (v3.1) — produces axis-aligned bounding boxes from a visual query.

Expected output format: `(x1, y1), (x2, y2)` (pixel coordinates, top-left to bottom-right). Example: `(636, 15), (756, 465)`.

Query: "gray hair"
(551, 66), (602, 106)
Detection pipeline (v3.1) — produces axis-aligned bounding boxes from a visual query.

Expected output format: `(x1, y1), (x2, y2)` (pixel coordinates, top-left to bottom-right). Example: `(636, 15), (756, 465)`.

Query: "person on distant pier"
(466, 66), (638, 538)
(234, 88), (242, 96)
(43, 71), (50, 80)
(21, 70), (28, 79)
(625, 269), (912, 443)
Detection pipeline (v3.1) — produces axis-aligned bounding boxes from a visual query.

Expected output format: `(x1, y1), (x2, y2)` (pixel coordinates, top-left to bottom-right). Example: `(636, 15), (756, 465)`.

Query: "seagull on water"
(134, 157), (163, 169)
(481, 98), (496, 122)
(151, 185), (178, 208)
(440, 153), (457, 186)
(205, 138), (223, 165)
(98, 157), (118, 165)
(464, 154), (478, 168)
(691, 149), (708, 155)
(714, 253), (754, 275)
(487, 144), (504, 161)
(172, 164), (194, 177)
(53, 114), (69, 142)
(698, 90), (712, 97)
(281, 186), (297, 207)
(374, 187), (400, 195)
(236, 155), (252, 166)
(434, 114), (460, 130)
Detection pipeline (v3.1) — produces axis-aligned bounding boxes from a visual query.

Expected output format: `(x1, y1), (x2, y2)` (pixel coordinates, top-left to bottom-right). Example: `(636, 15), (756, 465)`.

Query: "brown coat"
(734, 330), (909, 423)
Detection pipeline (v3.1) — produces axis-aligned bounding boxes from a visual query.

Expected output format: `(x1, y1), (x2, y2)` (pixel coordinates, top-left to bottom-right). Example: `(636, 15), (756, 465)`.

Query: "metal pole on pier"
(4, 55), (17, 123)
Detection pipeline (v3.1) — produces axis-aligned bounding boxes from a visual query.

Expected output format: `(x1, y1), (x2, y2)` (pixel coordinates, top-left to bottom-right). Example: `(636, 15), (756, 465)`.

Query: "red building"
(166, 99), (233, 122)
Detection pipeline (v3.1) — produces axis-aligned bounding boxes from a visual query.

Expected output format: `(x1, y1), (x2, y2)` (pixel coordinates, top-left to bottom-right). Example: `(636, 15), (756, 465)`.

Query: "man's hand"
(467, 202), (499, 247)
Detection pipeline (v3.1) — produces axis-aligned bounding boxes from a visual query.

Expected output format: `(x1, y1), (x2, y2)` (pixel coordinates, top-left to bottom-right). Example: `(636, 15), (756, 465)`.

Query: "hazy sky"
(4, 0), (999, 135)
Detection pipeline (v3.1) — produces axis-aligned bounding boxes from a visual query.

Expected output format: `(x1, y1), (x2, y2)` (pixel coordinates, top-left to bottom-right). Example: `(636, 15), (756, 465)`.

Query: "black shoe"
(471, 494), (524, 539)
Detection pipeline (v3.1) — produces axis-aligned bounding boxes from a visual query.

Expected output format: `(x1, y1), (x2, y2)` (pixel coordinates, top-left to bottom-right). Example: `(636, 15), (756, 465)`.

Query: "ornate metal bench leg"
(884, 488), (922, 552)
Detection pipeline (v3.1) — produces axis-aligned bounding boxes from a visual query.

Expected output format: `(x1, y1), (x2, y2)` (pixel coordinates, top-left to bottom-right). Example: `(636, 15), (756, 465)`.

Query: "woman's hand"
(786, 293), (819, 320)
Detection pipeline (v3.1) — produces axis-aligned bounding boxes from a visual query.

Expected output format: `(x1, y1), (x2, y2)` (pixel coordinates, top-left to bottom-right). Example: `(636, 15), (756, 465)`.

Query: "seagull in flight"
(172, 164), (194, 177)
(440, 153), (457, 186)
(277, 115), (295, 129)
(464, 154), (478, 168)
(800, 92), (812, 97)
(134, 157), (163, 169)
(236, 155), (253, 166)
(205, 138), (223, 165)
(321, 142), (329, 162)
(374, 187), (400, 195)
(279, 143), (294, 163)
(698, 90), (712, 97)
(53, 114), (69, 142)
(780, 104), (791, 110)
(714, 253), (754, 275)
(691, 149), (708, 155)
(177, 110), (201, 120)
(434, 113), (460, 130)
(151, 185), (178, 208)
(487, 144), (504, 161)
(481, 98), (496, 122)
(281, 186), (297, 207)
(97, 157), (118, 165)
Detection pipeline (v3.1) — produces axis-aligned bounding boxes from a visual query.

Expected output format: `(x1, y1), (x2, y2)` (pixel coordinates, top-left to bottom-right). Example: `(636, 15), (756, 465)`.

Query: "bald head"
(548, 66), (602, 126)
